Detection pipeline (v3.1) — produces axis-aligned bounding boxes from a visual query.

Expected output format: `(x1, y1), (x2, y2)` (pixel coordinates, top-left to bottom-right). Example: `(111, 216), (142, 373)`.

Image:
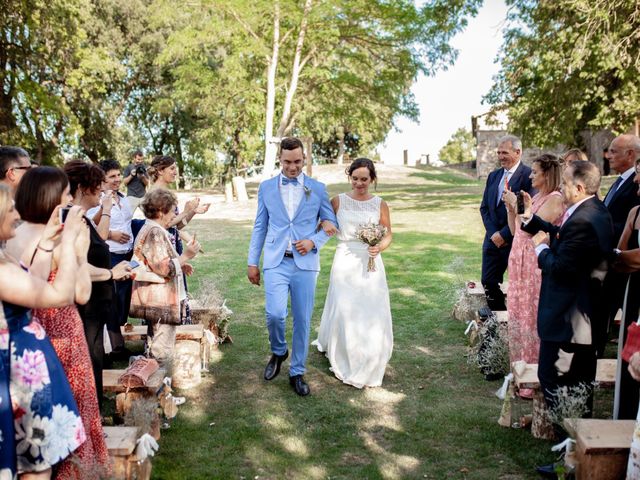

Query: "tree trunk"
(264, 0), (313, 178)
(262, 2), (280, 180)
(336, 126), (345, 165)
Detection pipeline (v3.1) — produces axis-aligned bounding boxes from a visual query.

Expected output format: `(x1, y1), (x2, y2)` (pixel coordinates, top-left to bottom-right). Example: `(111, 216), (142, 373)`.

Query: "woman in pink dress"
(503, 154), (565, 398)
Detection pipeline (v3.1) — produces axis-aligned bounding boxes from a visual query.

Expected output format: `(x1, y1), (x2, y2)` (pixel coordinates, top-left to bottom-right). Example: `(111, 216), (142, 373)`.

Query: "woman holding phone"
(7, 166), (113, 477)
(502, 154), (564, 398)
(130, 189), (201, 363)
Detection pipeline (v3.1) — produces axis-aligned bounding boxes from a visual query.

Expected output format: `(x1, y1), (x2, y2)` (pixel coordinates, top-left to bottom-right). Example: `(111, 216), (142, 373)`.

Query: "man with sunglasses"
(0, 146), (32, 196)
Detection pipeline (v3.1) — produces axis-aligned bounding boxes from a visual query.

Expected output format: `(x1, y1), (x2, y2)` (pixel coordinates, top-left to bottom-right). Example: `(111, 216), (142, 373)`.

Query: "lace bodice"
(336, 193), (382, 242)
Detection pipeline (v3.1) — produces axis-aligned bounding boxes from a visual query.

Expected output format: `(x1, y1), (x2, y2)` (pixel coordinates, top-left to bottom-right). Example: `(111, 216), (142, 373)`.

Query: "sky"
(378, 0), (508, 165)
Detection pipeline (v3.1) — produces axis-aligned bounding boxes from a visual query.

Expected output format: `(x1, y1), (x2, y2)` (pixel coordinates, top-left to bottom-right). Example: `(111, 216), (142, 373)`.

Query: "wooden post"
(403, 149), (408, 165)
(231, 176), (248, 202)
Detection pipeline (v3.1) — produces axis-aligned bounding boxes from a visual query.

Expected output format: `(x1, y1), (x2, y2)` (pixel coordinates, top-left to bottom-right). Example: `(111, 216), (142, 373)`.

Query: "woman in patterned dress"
(503, 154), (565, 398)
(0, 184), (87, 479)
(7, 168), (112, 478)
(147, 156), (209, 325)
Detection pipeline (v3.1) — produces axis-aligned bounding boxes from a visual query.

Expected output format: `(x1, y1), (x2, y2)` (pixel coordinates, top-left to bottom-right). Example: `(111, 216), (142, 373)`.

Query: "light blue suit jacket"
(248, 175), (337, 271)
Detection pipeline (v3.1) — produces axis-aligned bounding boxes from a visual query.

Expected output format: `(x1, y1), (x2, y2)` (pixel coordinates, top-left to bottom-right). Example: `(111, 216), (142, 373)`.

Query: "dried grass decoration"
(355, 222), (388, 272)
(191, 278), (233, 344)
(547, 382), (597, 426)
(467, 312), (509, 377)
(124, 397), (161, 439)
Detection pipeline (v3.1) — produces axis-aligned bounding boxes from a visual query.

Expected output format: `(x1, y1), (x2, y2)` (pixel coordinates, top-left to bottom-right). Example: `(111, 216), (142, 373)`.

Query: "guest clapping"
(130, 189), (201, 364)
(502, 154), (564, 398)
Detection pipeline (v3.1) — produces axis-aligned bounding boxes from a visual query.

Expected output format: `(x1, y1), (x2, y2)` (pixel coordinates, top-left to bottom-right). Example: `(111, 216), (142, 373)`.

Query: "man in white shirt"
(89, 159), (134, 358)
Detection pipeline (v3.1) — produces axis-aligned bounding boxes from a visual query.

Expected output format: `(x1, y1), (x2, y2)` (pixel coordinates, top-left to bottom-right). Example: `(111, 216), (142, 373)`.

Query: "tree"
(439, 127), (475, 164)
(485, 0), (640, 147)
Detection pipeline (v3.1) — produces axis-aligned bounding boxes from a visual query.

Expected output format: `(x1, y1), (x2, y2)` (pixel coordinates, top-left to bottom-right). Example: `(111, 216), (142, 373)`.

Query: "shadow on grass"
(151, 219), (551, 479)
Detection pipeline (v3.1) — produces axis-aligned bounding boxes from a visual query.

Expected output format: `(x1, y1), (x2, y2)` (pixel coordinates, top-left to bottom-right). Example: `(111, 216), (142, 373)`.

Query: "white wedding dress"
(313, 193), (393, 388)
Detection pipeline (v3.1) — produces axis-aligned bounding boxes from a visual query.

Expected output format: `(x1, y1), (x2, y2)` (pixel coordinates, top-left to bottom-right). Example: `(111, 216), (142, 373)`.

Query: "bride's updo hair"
(346, 157), (377, 188)
(148, 155), (176, 182)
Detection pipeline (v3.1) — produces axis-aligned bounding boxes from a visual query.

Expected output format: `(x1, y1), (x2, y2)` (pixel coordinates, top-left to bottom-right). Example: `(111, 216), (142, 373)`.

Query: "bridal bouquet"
(355, 222), (388, 272)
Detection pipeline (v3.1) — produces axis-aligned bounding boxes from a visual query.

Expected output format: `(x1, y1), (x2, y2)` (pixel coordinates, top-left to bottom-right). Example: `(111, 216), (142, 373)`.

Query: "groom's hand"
(294, 239), (314, 255)
(247, 266), (260, 285)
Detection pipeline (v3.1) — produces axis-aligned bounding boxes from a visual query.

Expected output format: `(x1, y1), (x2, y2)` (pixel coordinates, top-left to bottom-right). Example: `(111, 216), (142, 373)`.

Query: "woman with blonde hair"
(562, 148), (588, 165)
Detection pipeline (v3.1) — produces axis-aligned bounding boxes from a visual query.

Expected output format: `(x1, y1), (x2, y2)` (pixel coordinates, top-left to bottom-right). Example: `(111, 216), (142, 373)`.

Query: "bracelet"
(36, 243), (54, 253)
(102, 213), (111, 218)
(108, 269), (113, 281)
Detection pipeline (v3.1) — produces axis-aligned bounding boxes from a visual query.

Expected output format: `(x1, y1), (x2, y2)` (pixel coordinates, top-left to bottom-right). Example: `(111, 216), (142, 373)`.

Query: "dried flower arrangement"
(191, 278), (233, 343)
(467, 312), (509, 377)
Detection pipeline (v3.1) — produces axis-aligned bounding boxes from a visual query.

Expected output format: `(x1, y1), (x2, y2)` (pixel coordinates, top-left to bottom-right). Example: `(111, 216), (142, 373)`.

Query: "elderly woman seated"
(130, 189), (201, 363)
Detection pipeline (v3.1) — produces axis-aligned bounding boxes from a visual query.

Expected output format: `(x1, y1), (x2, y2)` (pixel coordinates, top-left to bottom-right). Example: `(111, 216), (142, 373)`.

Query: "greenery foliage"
(438, 127), (476, 164)
(1, 0), (480, 169)
(485, 0), (640, 147)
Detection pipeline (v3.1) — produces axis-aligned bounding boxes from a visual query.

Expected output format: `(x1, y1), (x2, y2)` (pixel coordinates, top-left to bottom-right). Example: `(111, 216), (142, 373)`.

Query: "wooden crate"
(563, 419), (635, 480)
(104, 426), (152, 480)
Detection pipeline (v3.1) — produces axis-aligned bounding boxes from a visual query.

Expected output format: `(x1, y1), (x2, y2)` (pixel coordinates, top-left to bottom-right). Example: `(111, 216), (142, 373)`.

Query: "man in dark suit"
(479, 135), (534, 310)
(593, 134), (640, 358)
(521, 160), (614, 476)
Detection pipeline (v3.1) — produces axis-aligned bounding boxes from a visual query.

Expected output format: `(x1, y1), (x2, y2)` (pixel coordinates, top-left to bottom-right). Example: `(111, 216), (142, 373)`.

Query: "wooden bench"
(104, 367), (166, 420)
(104, 426), (152, 480)
(562, 418), (635, 480)
(513, 359), (617, 440)
(121, 324), (205, 342)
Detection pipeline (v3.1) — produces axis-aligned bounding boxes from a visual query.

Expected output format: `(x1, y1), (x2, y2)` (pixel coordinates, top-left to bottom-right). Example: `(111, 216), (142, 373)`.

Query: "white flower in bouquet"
(355, 222), (388, 272)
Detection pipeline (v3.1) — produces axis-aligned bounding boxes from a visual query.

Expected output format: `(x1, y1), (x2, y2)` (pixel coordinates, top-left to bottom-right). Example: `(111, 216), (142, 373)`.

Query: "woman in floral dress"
(7, 168), (111, 478)
(0, 184), (87, 478)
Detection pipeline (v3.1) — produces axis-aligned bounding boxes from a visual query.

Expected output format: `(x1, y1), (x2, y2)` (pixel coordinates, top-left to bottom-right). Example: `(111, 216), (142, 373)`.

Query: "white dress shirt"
(280, 172), (305, 251)
(87, 192), (134, 254)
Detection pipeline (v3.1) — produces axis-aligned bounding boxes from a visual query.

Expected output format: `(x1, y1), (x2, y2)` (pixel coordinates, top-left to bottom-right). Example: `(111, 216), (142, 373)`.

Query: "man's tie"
(282, 177), (299, 186)
(603, 176), (623, 207)
(496, 170), (510, 206)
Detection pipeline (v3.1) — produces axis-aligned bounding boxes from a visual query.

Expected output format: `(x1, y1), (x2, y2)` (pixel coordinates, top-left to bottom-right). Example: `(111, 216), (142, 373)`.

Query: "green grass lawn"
(149, 166), (565, 479)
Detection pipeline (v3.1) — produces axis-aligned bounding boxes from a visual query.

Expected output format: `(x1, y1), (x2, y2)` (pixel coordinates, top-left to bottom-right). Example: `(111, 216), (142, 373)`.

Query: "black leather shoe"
(264, 351), (288, 381)
(535, 463), (559, 478)
(289, 375), (310, 396)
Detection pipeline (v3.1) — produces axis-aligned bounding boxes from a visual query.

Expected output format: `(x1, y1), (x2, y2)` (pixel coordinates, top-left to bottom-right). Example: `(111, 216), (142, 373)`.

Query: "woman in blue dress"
(0, 184), (87, 478)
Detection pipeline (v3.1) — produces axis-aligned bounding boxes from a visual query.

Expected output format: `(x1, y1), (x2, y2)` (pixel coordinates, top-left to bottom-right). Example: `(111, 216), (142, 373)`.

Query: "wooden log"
(104, 426), (152, 480)
(103, 368), (166, 395)
(531, 389), (557, 440)
(562, 419), (635, 480)
(173, 339), (201, 389)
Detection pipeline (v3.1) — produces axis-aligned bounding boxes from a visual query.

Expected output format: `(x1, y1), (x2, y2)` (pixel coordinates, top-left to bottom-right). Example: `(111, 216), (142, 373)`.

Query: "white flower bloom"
(15, 412), (52, 460)
(41, 404), (85, 465)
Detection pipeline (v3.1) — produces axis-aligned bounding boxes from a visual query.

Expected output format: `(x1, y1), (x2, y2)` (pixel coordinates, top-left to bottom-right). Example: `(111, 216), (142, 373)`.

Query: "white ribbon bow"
(134, 433), (159, 460)
(551, 438), (575, 453)
(464, 320), (478, 336)
(204, 329), (217, 345)
(495, 373), (514, 400)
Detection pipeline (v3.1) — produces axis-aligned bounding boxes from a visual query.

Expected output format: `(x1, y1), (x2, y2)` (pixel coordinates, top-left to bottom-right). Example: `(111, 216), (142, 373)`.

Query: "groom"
(248, 137), (337, 396)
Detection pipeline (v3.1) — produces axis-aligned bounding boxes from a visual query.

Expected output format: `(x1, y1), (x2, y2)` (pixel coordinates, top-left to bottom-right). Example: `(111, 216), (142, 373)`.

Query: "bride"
(313, 158), (393, 388)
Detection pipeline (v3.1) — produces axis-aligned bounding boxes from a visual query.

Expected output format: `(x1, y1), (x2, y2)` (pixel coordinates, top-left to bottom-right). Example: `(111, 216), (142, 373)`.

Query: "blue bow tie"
(282, 177), (299, 186)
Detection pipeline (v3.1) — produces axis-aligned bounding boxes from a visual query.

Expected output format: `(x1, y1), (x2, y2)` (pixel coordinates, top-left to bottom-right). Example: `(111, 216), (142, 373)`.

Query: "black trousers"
(616, 272), (640, 419)
(78, 299), (113, 411)
(538, 340), (597, 416)
(593, 271), (628, 358)
(481, 236), (510, 311)
(109, 251), (133, 351)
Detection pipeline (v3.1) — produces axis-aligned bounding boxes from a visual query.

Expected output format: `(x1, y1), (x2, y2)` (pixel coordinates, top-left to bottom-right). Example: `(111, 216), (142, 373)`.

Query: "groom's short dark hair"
(279, 137), (304, 155)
